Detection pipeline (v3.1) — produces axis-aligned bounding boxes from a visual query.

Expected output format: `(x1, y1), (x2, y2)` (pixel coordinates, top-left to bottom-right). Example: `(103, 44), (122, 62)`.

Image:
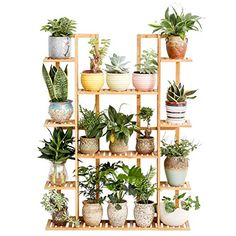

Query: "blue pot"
(48, 100), (73, 123)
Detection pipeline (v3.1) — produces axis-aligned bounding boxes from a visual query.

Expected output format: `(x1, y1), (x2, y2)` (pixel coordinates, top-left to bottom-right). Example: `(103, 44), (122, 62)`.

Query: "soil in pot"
(136, 136), (154, 154)
(79, 136), (99, 154)
(48, 162), (68, 186)
(81, 70), (104, 91)
(132, 72), (156, 91)
(52, 208), (68, 226)
(166, 101), (187, 124)
(109, 139), (128, 154)
(166, 36), (187, 59)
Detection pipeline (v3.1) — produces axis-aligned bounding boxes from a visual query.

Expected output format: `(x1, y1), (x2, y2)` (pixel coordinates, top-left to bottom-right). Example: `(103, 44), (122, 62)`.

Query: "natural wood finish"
(78, 89), (158, 95)
(138, 34), (159, 38)
(44, 181), (76, 190)
(160, 120), (191, 129)
(74, 34), (99, 38)
(43, 57), (75, 63)
(44, 119), (75, 128)
(159, 221), (190, 230)
(159, 181), (191, 190)
(161, 57), (192, 62)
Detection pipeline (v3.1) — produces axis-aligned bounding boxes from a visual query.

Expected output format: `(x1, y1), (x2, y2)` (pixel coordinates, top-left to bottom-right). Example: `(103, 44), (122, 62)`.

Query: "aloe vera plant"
(42, 64), (68, 102)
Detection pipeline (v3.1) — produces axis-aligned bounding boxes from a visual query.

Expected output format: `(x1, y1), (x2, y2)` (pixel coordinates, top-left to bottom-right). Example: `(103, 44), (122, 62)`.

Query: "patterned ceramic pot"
(132, 73), (156, 91)
(48, 36), (71, 58)
(48, 162), (68, 186)
(82, 200), (103, 226)
(107, 201), (128, 227)
(134, 201), (155, 227)
(48, 100), (73, 123)
(109, 139), (128, 154)
(136, 137), (154, 154)
(164, 157), (188, 187)
(166, 101), (187, 124)
(52, 208), (68, 226)
(166, 36), (187, 59)
(106, 73), (131, 91)
(79, 136), (99, 154)
(81, 71), (104, 91)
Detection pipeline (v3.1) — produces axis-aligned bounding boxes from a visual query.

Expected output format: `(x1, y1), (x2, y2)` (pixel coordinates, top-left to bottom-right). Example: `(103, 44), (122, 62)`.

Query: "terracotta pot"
(79, 136), (99, 154)
(132, 73), (156, 91)
(164, 157), (188, 186)
(166, 36), (187, 59)
(166, 101), (187, 124)
(81, 71), (104, 91)
(82, 200), (103, 226)
(48, 162), (68, 186)
(52, 208), (68, 226)
(109, 139), (128, 154)
(48, 36), (71, 58)
(106, 73), (131, 91)
(136, 137), (154, 154)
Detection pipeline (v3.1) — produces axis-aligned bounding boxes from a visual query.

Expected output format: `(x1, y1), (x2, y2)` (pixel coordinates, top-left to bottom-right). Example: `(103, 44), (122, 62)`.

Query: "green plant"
(38, 128), (75, 164)
(105, 53), (130, 74)
(149, 6), (202, 40)
(161, 139), (198, 160)
(163, 192), (200, 213)
(88, 38), (111, 73)
(78, 106), (106, 138)
(41, 17), (77, 37)
(139, 107), (154, 138)
(167, 81), (197, 102)
(136, 49), (158, 74)
(42, 64), (69, 102)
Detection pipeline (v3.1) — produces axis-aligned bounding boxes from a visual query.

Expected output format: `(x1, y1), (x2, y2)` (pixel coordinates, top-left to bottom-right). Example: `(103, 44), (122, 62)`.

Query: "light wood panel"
(78, 89), (158, 95)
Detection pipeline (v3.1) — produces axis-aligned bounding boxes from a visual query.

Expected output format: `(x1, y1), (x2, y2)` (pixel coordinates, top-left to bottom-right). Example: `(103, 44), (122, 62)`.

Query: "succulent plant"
(167, 81), (197, 102)
(105, 53), (130, 74)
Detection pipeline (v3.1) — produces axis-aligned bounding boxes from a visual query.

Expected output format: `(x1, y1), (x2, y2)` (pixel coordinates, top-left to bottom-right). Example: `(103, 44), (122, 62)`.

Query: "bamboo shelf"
(44, 119), (75, 128)
(160, 181), (191, 190)
(160, 120), (191, 129)
(43, 57), (75, 62)
(161, 57), (192, 62)
(44, 181), (76, 190)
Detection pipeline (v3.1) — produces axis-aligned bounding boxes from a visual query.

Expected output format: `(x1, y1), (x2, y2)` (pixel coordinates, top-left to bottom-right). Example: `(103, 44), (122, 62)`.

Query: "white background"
(0, 0), (235, 235)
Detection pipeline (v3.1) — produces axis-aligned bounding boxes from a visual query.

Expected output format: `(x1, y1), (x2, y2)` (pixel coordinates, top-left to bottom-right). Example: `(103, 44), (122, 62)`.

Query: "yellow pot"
(81, 71), (104, 91)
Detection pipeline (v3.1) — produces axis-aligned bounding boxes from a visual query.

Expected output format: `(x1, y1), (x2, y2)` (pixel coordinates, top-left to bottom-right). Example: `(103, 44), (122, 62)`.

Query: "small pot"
(81, 71), (104, 91)
(52, 208), (68, 226)
(134, 201), (155, 228)
(160, 202), (189, 226)
(166, 36), (188, 59)
(79, 136), (99, 154)
(106, 73), (131, 91)
(132, 72), (156, 91)
(48, 162), (68, 186)
(136, 137), (154, 154)
(82, 200), (103, 226)
(48, 36), (71, 58)
(164, 157), (188, 187)
(109, 139), (128, 154)
(48, 100), (73, 123)
(166, 101), (187, 124)
(107, 201), (128, 227)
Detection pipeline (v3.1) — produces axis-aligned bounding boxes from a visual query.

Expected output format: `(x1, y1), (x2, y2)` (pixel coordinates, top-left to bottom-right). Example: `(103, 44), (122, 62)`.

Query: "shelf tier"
(160, 181), (191, 190)
(44, 181), (76, 190)
(160, 120), (191, 130)
(78, 89), (158, 95)
(43, 57), (75, 62)
(44, 119), (75, 128)
(161, 57), (192, 62)
(46, 217), (190, 231)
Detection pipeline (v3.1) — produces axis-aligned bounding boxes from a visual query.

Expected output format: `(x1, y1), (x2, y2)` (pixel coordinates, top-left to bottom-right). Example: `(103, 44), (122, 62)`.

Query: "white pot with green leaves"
(105, 53), (131, 91)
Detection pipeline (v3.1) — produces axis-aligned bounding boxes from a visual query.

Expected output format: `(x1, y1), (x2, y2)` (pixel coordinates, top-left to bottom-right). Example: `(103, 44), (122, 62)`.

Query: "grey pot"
(80, 136), (99, 154)
(136, 137), (154, 154)
(109, 139), (128, 154)
(107, 201), (128, 227)
(48, 36), (71, 58)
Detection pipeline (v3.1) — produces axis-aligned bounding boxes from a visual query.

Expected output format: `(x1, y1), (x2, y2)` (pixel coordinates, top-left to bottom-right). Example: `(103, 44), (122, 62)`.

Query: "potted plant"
(78, 106), (106, 154)
(161, 139), (198, 187)
(42, 64), (73, 123)
(41, 17), (77, 58)
(38, 128), (75, 186)
(166, 81), (197, 124)
(132, 49), (158, 91)
(105, 53), (131, 91)
(136, 107), (155, 154)
(160, 192), (200, 226)
(81, 38), (110, 91)
(149, 6), (202, 59)
(104, 105), (138, 154)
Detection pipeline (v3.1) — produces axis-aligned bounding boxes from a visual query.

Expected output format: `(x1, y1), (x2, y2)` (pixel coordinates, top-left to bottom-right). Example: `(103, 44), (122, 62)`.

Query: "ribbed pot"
(52, 208), (68, 226)
(166, 36), (187, 59)
(82, 200), (103, 226)
(166, 101), (187, 124)
(81, 71), (104, 91)
(109, 139), (128, 154)
(136, 137), (154, 154)
(164, 157), (188, 187)
(107, 201), (128, 227)
(48, 100), (73, 123)
(134, 201), (155, 227)
(48, 36), (71, 58)
(106, 73), (131, 91)
(132, 73), (156, 91)
(79, 136), (99, 154)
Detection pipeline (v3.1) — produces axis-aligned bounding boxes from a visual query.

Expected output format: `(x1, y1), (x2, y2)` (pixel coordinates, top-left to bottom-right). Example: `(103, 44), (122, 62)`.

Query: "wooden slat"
(160, 120), (191, 129)
(138, 34), (159, 38)
(161, 57), (192, 62)
(74, 34), (99, 38)
(43, 57), (75, 62)
(44, 119), (75, 128)
(159, 221), (190, 231)
(78, 89), (158, 95)
(159, 181), (191, 190)
(44, 181), (76, 190)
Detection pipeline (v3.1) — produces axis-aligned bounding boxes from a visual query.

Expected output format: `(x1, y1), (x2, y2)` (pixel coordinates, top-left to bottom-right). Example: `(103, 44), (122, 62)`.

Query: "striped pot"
(132, 73), (156, 91)
(81, 71), (104, 91)
(48, 36), (71, 58)
(166, 101), (187, 124)
(106, 73), (131, 91)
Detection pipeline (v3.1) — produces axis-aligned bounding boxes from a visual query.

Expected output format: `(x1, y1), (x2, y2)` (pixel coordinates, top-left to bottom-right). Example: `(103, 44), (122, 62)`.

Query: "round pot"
(132, 73), (156, 91)
(48, 100), (73, 123)
(134, 201), (155, 228)
(106, 73), (131, 91)
(160, 202), (189, 226)
(164, 157), (188, 186)
(166, 101), (187, 124)
(79, 136), (99, 154)
(48, 36), (71, 58)
(48, 162), (68, 186)
(82, 200), (103, 226)
(109, 139), (128, 154)
(166, 36), (187, 59)
(81, 71), (104, 91)
(107, 201), (128, 227)
(136, 137), (154, 154)
(52, 208), (68, 226)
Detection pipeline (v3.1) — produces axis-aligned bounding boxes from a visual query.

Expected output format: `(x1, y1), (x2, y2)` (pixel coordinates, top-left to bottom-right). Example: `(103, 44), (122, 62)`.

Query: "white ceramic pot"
(106, 73), (131, 91)
(166, 101), (187, 124)
(48, 36), (71, 58)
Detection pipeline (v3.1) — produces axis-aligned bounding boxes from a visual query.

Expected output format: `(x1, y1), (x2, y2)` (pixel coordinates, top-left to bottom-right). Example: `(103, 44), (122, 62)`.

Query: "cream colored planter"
(106, 73), (131, 91)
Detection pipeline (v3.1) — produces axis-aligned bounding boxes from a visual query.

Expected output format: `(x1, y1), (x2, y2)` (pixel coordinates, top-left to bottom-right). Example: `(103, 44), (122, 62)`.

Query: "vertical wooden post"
(55, 62), (60, 69)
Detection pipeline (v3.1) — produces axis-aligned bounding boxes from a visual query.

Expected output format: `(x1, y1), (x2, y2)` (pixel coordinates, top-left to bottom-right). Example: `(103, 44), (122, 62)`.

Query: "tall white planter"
(166, 101), (187, 124)
(106, 73), (131, 91)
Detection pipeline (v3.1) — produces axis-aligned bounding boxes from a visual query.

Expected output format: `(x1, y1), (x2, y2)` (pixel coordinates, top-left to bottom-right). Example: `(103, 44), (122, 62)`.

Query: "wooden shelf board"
(138, 34), (158, 38)
(44, 119), (75, 128)
(44, 181), (75, 190)
(74, 34), (98, 38)
(160, 120), (191, 130)
(78, 89), (158, 95)
(161, 57), (192, 62)
(43, 57), (75, 62)
(160, 181), (191, 190)
(159, 221), (190, 230)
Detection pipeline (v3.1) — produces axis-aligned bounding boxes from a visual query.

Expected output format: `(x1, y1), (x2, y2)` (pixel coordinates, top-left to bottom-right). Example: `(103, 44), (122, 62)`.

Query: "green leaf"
(54, 68), (68, 102)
